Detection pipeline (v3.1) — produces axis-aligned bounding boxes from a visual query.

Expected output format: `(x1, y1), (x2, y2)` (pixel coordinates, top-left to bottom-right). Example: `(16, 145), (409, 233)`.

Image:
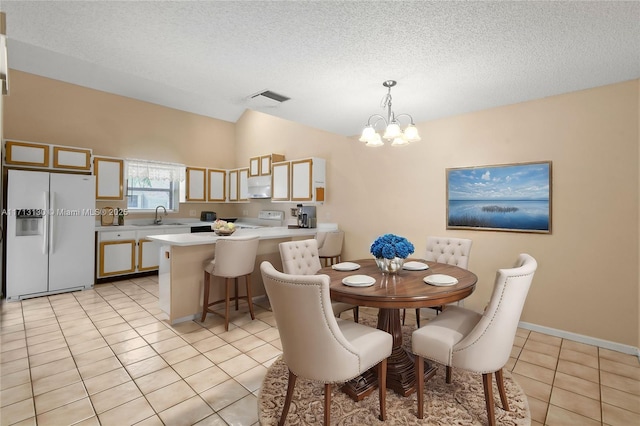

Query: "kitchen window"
(125, 160), (185, 211)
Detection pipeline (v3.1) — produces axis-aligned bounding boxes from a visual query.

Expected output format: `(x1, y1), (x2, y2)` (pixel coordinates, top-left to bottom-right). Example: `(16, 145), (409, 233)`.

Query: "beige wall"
(3, 71), (240, 220)
(4, 71), (639, 348)
(235, 81), (640, 348)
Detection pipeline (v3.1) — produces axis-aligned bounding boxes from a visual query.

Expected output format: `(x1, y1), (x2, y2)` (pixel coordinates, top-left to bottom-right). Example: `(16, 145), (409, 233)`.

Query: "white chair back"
(279, 239), (322, 275)
(208, 236), (260, 278)
(453, 253), (537, 372)
(260, 261), (363, 382)
(424, 237), (472, 269)
(317, 230), (344, 258)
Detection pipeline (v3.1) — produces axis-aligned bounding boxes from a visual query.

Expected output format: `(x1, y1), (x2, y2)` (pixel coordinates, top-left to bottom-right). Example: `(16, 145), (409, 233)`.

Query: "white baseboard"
(518, 321), (640, 360)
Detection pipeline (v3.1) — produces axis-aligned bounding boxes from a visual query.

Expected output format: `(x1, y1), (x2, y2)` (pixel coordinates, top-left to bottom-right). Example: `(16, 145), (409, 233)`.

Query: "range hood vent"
(247, 176), (272, 199)
(250, 90), (290, 103)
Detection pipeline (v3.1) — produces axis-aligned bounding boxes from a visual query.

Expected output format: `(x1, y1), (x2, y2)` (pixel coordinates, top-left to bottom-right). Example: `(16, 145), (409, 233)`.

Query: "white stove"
(235, 210), (285, 228)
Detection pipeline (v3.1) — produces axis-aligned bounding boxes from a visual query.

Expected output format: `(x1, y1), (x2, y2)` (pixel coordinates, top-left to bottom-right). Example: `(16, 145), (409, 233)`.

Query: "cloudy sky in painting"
(447, 163), (550, 200)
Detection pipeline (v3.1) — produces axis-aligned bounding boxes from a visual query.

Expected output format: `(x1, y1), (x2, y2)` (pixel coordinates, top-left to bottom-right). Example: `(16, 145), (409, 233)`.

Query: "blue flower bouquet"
(370, 234), (415, 273)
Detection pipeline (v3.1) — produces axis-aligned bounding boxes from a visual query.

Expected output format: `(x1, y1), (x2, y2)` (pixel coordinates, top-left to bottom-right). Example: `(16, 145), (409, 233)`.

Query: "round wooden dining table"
(321, 258), (478, 401)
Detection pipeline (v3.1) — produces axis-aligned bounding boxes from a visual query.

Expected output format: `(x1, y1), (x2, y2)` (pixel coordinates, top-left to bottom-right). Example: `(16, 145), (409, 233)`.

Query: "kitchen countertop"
(146, 226), (319, 246)
(96, 220), (339, 234)
(95, 220), (235, 232)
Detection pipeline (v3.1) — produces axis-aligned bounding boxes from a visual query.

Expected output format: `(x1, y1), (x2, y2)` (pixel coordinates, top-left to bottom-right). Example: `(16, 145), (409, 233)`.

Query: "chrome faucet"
(154, 206), (167, 225)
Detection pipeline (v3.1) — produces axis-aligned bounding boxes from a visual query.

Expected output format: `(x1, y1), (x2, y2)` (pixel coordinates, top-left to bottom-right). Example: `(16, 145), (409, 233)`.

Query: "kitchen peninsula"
(148, 226), (329, 324)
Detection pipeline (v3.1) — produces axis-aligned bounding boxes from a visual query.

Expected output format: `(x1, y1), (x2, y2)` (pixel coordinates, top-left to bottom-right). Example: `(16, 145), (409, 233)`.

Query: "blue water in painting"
(448, 200), (549, 231)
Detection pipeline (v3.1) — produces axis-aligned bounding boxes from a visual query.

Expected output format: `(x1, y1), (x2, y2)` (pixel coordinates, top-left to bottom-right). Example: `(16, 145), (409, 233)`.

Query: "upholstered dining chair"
(279, 238), (359, 322)
(412, 253), (537, 425)
(201, 235), (260, 331)
(403, 236), (473, 327)
(260, 261), (392, 425)
(317, 229), (344, 266)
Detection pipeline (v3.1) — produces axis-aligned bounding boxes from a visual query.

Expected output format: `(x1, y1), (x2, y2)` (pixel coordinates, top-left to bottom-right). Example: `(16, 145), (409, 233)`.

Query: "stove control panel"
(258, 210), (285, 221)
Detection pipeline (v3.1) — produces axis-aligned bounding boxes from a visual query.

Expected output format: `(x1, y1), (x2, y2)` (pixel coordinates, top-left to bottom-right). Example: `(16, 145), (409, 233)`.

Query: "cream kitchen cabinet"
(249, 153), (285, 177)
(98, 230), (136, 278)
(291, 157), (326, 202)
(228, 169), (238, 201)
(94, 156), (124, 200)
(137, 227), (190, 272)
(186, 167), (206, 201)
(4, 140), (49, 168)
(227, 168), (249, 202)
(271, 161), (291, 201)
(98, 227), (190, 278)
(239, 168), (249, 201)
(4, 140), (93, 172)
(207, 169), (226, 202)
(53, 146), (92, 171)
(249, 156), (260, 177)
(260, 153), (285, 176)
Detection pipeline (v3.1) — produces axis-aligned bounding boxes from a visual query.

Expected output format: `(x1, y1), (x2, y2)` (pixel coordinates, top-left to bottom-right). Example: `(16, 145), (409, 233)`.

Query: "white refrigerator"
(6, 170), (96, 300)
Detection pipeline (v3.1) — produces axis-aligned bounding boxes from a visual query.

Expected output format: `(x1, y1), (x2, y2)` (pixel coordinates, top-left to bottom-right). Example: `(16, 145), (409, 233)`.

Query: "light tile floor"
(1, 276), (639, 425)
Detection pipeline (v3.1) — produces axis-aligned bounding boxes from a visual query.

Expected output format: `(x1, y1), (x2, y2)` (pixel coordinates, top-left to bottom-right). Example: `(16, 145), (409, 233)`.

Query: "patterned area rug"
(258, 318), (531, 425)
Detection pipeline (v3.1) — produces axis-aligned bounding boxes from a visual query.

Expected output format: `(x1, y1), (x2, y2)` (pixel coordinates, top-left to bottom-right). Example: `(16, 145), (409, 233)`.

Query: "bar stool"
(317, 230), (344, 267)
(201, 235), (260, 331)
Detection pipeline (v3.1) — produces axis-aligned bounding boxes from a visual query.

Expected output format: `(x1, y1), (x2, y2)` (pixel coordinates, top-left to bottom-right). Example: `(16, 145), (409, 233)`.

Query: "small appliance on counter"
(297, 204), (317, 228)
(200, 211), (216, 222)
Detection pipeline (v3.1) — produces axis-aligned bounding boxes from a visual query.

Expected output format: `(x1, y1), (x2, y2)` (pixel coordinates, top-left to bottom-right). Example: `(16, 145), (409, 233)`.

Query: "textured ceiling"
(2, 1), (639, 137)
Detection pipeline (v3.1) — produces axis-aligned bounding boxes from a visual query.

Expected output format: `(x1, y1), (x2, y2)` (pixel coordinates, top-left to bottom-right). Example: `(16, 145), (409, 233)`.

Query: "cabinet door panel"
(228, 170), (239, 201)
(138, 239), (160, 271)
(53, 147), (91, 170)
(100, 241), (135, 276)
(249, 157), (260, 177)
(239, 168), (249, 201)
(5, 141), (49, 167)
(260, 155), (271, 175)
(94, 157), (124, 200)
(186, 167), (206, 201)
(272, 162), (290, 201)
(207, 169), (226, 201)
(291, 159), (313, 201)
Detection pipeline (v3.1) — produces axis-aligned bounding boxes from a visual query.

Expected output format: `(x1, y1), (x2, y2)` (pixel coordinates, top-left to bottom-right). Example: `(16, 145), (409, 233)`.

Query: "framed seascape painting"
(446, 161), (552, 233)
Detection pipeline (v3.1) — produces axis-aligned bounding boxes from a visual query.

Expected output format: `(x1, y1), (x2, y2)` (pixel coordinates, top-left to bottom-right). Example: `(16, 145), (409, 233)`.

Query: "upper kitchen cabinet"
(4, 140), (49, 168)
(94, 157), (124, 200)
(249, 156), (260, 177)
(271, 161), (291, 201)
(185, 167), (206, 202)
(239, 168), (249, 201)
(207, 169), (226, 202)
(249, 153), (285, 177)
(260, 154), (285, 176)
(53, 146), (92, 171)
(228, 169), (239, 202)
(291, 157), (326, 202)
(228, 167), (251, 202)
(4, 140), (92, 172)
(227, 168), (249, 202)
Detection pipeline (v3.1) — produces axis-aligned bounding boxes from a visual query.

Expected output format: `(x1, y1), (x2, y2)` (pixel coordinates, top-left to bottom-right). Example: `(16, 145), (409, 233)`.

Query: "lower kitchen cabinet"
(97, 227), (190, 279)
(98, 231), (136, 277)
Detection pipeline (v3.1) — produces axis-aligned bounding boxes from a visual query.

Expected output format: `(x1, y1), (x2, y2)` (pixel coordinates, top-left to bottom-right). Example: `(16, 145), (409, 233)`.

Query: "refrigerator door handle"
(43, 191), (49, 255)
(50, 191), (55, 254)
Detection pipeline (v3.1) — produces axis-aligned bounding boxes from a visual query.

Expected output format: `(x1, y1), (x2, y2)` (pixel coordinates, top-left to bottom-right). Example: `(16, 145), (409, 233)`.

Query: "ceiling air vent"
(251, 90), (290, 103)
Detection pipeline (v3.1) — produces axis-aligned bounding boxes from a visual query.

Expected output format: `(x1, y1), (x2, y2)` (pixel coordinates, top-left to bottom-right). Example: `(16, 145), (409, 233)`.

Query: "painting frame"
(446, 161), (552, 234)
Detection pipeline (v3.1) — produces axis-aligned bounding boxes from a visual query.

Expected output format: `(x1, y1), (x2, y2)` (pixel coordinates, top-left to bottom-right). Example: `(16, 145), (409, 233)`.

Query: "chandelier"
(359, 80), (421, 147)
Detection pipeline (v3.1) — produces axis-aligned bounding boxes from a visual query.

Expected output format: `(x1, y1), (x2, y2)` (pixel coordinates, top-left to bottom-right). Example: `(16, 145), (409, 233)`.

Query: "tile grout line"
(80, 279), (262, 424)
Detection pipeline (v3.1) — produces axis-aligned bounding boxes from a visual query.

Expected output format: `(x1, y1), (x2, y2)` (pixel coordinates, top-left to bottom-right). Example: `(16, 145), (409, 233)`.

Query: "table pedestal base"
(340, 308), (437, 401)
